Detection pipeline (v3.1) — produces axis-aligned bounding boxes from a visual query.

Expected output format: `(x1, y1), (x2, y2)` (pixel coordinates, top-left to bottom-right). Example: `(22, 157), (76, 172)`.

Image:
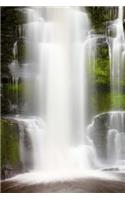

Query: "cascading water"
(109, 6), (125, 105)
(107, 112), (125, 168)
(107, 7), (125, 169)
(8, 7), (96, 177)
(87, 7), (125, 170)
(6, 7), (125, 183)
(86, 7), (125, 170)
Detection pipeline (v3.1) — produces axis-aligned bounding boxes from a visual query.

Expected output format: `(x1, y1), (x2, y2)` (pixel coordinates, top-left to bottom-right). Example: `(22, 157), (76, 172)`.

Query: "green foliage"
(7, 83), (24, 93)
(92, 93), (111, 114)
(94, 58), (110, 85)
(1, 83), (24, 114)
(89, 43), (125, 113)
(1, 119), (20, 167)
(89, 53), (110, 87)
(92, 93), (125, 114)
(111, 94), (125, 109)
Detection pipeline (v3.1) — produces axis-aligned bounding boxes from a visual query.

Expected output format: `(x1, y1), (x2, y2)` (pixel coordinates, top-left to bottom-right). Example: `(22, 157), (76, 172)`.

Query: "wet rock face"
(1, 117), (34, 180)
(88, 112), (125, 167)
(1, 163), (23, 180)
(1, 118), (22, 179)
(1, 117), (31, 179)
(1, 7), (26, 116)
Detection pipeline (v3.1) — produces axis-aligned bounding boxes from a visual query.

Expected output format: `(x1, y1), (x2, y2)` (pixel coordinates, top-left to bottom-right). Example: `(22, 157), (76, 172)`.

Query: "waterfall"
(87, 8), (125, 169)
(6, 7), (125, 181)
(8, 42), (19, 113)
(107, 7), (125, 169)
(11, 7), (96, 174)
(109, 6), (125, 106)
(107, 112), (125, 169)
(87, 111), (125, 170)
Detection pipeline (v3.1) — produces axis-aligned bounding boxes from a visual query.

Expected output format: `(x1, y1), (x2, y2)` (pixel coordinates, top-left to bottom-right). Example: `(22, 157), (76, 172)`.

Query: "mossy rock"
(1, 118), (22, 179)
(1, 82), (25, 115)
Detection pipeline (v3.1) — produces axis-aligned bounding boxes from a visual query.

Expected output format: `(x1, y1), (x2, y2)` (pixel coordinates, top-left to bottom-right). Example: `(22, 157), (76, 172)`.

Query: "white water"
(107, 7), (125, 169)
(87, 111), (125, 170)
(107, 112), (125, 169)
(10, 170), (121, 184)
(17, 8), (95, 174)
(109, 6), (125, 103)
(7, 7), (125, 183)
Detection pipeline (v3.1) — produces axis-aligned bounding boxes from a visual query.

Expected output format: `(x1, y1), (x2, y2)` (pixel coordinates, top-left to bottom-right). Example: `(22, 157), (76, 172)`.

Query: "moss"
(7, 82), (24, 93)
(95, 59), (110, 85)
(111, 94), (125, 110)
(1, 119), (20, 167)
(92, 93), (125, 115)
(91, 92), (111, 114)
(1, 82), (25, 114)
